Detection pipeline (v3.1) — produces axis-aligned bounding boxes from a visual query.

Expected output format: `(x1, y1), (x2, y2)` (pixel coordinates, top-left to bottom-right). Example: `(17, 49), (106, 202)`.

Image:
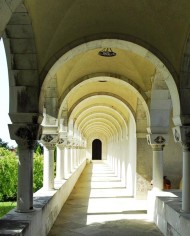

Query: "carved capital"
(9, 123), (42, 142)
(173, 126), (190, 149)
(43, 142), (55, 150)
(42, 134), (53, 142)
(72, 138), (79, 147)
(182, 143), (190, 152)
(151, 144), (164, 151)
(147, 134), (168, 146)
(40, 134), (58, 148)
(57, 138), (67, 147)
(66, 137), (74, 147)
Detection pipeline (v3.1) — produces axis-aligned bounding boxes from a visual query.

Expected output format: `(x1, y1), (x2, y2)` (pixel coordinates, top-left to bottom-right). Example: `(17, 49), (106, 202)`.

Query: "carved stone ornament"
(147, 136), (151, 145)
(58, 138), (64, 144)
(16, 127), (32, 139)
(42, 134), (53, 142)
(182, 142), (190, 151)
(174, 129), (180, 142)
(154, 136), (165, 144)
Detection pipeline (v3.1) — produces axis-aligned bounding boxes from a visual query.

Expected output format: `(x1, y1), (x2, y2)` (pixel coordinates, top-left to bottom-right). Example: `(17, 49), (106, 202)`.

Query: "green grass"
(0, 202), (16, 218)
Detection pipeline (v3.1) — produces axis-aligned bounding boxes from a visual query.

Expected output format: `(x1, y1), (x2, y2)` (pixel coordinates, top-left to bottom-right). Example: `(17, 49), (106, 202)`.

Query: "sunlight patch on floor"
(86, 161), (148, 225)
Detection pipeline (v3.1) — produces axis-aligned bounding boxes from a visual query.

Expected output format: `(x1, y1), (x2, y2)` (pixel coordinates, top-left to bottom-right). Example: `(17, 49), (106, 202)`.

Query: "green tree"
(34, 142), (44, 155)
(0, 148), (18, 201)
(33, 153), (43, 192)
(0, 147), (44, 201)
(0, 138), (10, 150)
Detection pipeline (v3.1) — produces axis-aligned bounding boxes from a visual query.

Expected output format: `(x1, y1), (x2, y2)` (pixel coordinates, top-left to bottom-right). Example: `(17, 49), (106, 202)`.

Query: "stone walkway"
(48, 161), (163, 236)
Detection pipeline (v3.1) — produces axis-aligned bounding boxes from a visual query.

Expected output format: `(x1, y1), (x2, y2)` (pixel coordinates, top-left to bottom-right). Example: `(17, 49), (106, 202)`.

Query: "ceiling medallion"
(98, 48), (116, 57)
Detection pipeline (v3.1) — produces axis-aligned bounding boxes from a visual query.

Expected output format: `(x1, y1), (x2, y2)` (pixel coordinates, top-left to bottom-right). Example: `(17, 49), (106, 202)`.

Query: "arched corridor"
(1, 1), (190, 235)
(48, 161), (162, 236)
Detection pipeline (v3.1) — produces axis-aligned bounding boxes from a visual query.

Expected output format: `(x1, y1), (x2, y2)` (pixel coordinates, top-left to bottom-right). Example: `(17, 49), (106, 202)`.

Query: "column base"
(15, 208), (35, 213)
(180, 209), (190, 213)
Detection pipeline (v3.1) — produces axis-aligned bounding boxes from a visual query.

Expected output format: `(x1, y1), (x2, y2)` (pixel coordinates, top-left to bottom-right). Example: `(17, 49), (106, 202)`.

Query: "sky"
(0, 39), (16, 147)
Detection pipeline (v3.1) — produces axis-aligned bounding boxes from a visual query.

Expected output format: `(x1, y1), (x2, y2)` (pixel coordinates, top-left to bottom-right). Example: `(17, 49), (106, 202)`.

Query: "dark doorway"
(92, 139), (102, 160)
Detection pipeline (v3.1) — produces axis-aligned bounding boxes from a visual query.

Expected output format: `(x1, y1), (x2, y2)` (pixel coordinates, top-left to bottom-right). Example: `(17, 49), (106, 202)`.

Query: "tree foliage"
(0, 148), (18, 201)
(34, 142), (44, 155)
(0, 147), (44, 201)
(0, 138), (10, 150)
(33, 153), (43, 192)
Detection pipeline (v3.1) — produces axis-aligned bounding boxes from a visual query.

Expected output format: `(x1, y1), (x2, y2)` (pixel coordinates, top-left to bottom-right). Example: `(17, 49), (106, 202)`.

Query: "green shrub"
(33, 153), (43, 192)
(0, 148), (18, 201)
(0, 148), (44, 201)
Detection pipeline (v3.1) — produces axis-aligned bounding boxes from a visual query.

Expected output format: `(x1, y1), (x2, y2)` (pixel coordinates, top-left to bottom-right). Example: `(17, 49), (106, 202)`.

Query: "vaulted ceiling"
(2, 0), (189, 141)
(24, 0), (190, 78)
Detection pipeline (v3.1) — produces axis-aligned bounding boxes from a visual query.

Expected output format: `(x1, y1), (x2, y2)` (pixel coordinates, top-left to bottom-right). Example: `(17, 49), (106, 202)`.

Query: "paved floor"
(48, 161), (163, 236)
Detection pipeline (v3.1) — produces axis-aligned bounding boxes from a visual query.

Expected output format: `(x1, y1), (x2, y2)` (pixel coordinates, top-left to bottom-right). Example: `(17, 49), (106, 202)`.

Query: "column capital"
(9, 123), (42, 149)
(151, 144), (164, 151)
(173, 126), (190, 142)
(73, 138), (79, 148)
(40, 134), (57, 150)
(173, 126), (190, 151)
(57, 140), (66, 149)
(147, 134), (169, 146)
(67, 137), (74, 148)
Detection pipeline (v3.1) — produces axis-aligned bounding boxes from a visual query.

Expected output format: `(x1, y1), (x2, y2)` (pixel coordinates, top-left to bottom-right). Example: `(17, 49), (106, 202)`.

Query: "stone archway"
(92, 139), (102, 160)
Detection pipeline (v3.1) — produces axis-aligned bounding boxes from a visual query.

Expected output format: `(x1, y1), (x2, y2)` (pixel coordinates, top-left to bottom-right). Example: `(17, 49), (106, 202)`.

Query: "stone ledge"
(154, 190), (190, 236)
(0, 220), (29, 235)
(0, 160), (86, 236)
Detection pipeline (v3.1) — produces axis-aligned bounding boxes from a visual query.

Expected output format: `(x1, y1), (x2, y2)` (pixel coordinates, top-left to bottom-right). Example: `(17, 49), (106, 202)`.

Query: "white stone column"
(67, 147), (72, 174)
(73, 146), (77, 169)
(9, 119), (42, 213)
(56, 144), (65, 180)
(173, 126), (190, 212)
(182, 144), (190, 211)
(147, 134), (168, 192)
(43, 143), (55, 190)
(151, 144), (164, 191)
(63, 146), (68, 178)
(16, 141), (35, 212)
(71, 147), (74, 171)
(77, 147), (80, 165)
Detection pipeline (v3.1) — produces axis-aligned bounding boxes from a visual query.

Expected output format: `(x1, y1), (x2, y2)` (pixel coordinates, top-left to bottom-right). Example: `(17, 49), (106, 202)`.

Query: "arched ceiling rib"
(41, 39), (179, 126)
(80, 117), (120, 137)
(56, 50), (155, 101)
(77, 112), (123, 134)
(68, 95), (131, 123)
(68, 95), (133, 140)
(75, 106), (127, 131)
(68, 92), (136, 120)
(82, 123), (114, 139)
